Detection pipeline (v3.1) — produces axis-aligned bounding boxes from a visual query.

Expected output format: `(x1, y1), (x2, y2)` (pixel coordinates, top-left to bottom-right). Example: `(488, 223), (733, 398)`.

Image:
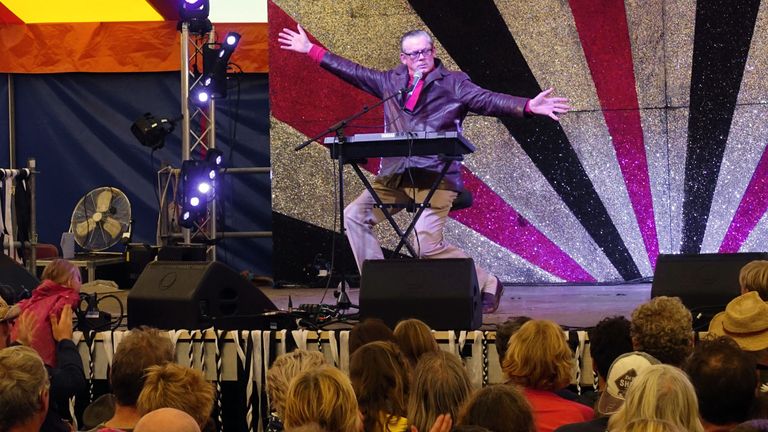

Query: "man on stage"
(278, 25), (570, 313)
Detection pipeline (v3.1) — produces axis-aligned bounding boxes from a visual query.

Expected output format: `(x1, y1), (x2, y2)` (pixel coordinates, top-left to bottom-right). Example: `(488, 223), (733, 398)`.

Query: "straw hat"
(708, 291), (768, 352)
(0, 295), (21, 322)
(597, 351), (660, 415)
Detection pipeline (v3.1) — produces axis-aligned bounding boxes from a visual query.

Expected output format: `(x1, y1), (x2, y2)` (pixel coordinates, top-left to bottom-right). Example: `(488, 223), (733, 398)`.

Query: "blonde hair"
(608, 364), (704, 432)
(394, 319), (439, 367)
(41, 259), (80, 288)
(631, 297), (693, 366)
(137, 363), (215, 428)
(408, 351), (471, 432)
(622, 418), (688, 432)
(0, 345), (49, 431)
(267, 350), (327, 417)
(740, 260), (768, 300)
(502, 320), (573, 390)
(283, 365), (361, 432)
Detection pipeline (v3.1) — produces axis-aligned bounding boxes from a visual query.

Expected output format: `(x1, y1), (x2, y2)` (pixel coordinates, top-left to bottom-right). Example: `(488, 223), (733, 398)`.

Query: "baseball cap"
(597, 351), (660, 415)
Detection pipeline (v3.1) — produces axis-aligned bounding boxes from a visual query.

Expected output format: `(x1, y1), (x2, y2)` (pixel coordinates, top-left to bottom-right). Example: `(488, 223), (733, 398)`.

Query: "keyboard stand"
(346, 154), (462, 258)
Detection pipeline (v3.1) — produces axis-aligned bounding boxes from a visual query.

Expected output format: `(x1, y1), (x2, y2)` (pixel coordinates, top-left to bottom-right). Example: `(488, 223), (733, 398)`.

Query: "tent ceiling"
(0, 0), (267, 23)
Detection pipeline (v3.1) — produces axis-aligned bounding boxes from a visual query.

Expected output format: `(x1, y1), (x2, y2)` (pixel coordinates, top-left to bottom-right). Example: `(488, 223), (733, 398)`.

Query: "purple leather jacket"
(320, 51), (530, 191)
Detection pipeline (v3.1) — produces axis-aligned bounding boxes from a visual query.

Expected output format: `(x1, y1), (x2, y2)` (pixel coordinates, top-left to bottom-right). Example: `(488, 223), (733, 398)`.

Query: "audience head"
(684, 335), (756, 426)
(708, 291), (768, 353)
(589, 315), (633, 381)
(41, 258), (81, 291)
(0, 345), (50, 431)
(267, 349), (326, 419)
(494, 316), (531, 362)
(408, 351), (471, 432)
(137, 363), (215, 429)
(596, 351), (659, 416)
(349, 341), (410, 432)
(630, 296), (693, 366)
(133, 407), (201, 432)
(622, 418), (688, 432)
(502, 319), (573, 391)
(451, 426), (492, 432)
(283, 365), (361, 432)
(739, 260), (768, 300)
(111, 326), (176, 407)
(349, 318), (395, 355)
(457, 384), (534, 432)
(393, 318), (439, 367)
(608, 364), (704, 432)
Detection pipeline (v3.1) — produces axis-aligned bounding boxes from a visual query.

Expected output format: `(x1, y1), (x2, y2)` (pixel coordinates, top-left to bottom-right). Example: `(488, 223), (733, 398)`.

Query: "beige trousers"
(343, 183), (498, 294)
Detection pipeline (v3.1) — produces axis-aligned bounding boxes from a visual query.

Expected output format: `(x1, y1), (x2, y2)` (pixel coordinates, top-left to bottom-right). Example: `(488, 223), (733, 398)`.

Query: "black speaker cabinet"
(652, 252), (768, 313)
(360, 258), (481, 330)
(128, 261), (278, 330)
(0, 254), (39, 304)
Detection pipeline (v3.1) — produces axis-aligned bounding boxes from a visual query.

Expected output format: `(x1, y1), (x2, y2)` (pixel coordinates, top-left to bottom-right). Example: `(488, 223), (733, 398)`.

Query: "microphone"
(407, 70), (423, 98)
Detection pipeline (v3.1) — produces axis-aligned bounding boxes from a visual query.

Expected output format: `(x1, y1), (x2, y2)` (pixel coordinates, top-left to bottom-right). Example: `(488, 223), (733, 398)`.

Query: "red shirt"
(523, 388), (594, 432)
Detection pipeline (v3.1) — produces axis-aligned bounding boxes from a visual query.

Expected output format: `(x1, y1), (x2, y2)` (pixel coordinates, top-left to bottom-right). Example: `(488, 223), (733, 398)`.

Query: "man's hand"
(278, 24), (313, 54)
(528, 87), (571, 121)
(51, 307), (74, 342)
(15, 310), (39, 346)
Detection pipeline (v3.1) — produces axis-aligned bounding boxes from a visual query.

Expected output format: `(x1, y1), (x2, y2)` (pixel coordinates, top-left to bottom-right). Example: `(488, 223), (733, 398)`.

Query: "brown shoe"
(481, 279), (504, 314)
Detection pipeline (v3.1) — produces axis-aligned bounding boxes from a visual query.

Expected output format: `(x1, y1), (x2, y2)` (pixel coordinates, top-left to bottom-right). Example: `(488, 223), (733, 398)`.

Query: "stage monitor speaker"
(360, 258), (481, 330)
(128, 261), (278, 330)
(0, 254), (39, 304)
(652, 252), (768, 314)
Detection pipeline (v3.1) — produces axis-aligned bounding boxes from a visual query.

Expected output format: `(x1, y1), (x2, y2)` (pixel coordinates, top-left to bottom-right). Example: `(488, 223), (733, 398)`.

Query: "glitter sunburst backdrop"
(268, 0), (768, 284)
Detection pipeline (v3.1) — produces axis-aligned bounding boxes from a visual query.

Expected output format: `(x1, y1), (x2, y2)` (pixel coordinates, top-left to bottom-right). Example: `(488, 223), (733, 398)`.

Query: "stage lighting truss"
(178, 157), (221, 230)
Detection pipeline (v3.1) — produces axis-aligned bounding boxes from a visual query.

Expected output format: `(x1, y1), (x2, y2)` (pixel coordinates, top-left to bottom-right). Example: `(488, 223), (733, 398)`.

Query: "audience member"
(137, 363), (215, 430)
(685, 336), (757, 431)
(349, 318), (396, 355)
(11, 259), (81, 367)
(557, 351), (659, 432)
(739, 260), (768, 300)
(494, 316), (532, 364)
(409, 351), (471, 432)
(456, 384), (535, 432)
(708, 291), (768, 354)
(283, 365), (362, 432)
(733, 420), (768, 432)
(621, 418), (688, 432)
(607, 364), (704, 432)
(588, 316), (633, 392)
(0, 294), (20, 348)
(350, 341), (410, 432)
(267, 349), (327, 431)
(503, 319), (593, 432)
(0, 345), (50, 432)
(85, 326), (176, 431)
(393, 318), (439, 368)
(133, 407), (201, 432)
(630, 296), (693, 367)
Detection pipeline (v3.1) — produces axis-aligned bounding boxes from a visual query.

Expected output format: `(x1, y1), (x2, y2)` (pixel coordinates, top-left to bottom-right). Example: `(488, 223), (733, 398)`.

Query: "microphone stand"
(294, 86), (410, 311)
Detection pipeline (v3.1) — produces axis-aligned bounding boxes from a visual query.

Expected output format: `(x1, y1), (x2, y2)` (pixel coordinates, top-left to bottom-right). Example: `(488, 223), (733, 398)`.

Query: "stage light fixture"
(224, 32), (241, 48)
(178, 156), (220, 229)
(206, 148), (224, 167)
(179, 0), (209, 20)
(130, 113), (175, 150)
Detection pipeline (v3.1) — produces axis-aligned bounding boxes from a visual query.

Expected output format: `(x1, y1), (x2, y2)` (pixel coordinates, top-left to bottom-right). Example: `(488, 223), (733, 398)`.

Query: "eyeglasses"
(402, 48), (433, 60)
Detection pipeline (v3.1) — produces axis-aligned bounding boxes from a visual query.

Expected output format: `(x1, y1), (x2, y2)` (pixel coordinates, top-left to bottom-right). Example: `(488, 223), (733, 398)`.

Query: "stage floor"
(92, 282), (651, 330)
(260, 282), (652, 329)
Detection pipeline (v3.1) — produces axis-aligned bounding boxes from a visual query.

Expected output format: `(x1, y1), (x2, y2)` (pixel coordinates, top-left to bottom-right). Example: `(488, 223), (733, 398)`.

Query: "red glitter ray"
(570, 0), (659, 268)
